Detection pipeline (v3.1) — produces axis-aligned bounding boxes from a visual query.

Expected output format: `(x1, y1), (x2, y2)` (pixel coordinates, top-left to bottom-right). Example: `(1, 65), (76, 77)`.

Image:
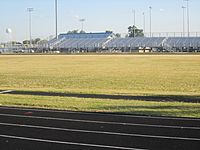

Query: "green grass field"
(0, 55), (200, 118)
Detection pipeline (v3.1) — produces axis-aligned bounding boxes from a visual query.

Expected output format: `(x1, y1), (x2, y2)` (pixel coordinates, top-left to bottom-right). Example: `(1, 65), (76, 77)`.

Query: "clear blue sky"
(0, 0), (200, 42)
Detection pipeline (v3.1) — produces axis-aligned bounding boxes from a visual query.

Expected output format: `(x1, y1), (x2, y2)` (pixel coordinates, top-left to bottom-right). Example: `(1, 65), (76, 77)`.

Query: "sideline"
(0, 134), (145, 150)
(0, 113), (199, 130)
(1, 106), (200, 121)
(0, 122), (200, 141)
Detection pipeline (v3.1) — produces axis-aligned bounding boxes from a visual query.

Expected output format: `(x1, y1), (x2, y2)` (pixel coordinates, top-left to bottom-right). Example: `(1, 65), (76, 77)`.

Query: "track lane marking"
(0, 90), (13, 94)
(0, 113), (199, 130)
(0, 122), (200, 141)
(1, 106), (200, 121)
(0, 134), (145, 150)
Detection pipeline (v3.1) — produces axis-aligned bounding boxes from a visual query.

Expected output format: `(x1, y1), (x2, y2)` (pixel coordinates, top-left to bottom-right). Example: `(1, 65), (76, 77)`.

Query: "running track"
(0, 106), (200, 150)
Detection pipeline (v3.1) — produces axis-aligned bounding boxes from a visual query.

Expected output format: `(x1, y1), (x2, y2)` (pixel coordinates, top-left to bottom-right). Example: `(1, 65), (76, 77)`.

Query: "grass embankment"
(0, 55), (200, 118)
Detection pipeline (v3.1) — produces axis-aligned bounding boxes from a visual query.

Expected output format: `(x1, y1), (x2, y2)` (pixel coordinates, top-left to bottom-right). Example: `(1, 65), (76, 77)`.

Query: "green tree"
(11, 41), (17, 45)
(34, 38), (41, 44)
(23, 40), (30, 45)
(128, 25), (144, 37)
(105, 30), (113, 33)
(38, 40), (48, 44)
(80, 30), (86, 33)
(115, 33), (121, 38)
(67, 30), (79, 34)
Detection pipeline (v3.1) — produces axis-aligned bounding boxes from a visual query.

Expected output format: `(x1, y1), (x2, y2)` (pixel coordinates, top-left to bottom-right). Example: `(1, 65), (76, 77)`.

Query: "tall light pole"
(79, 19), (86, 32)
(149, 6), (152, 37)
(27, 8), (34, 48)
(184, 0), (190, 37)
(182, 6), (186, 37)
(143, 12), (146, 36)
(132, 9), (136, 37)
(55, 0), (58, 40)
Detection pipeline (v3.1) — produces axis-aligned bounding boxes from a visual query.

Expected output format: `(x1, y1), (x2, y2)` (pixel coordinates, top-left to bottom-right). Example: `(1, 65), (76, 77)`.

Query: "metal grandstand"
(106, 37), (165, 49)
(163, 37), (200, 51)
(45, 32), (200, 52)
(47, 32), (113, 52)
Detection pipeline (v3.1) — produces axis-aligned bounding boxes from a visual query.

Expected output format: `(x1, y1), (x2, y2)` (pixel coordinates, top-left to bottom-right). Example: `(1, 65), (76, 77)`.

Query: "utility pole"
(143, 12), (145, 36)
(132, 9), (136, 37)
(149, 6), (152, 37)
(184, 0), (190, 37)
(182, 6), (186, 37)
(79, 19), (86, 31)
(27, 8), (34, 49)
(55, 0), (58, 40)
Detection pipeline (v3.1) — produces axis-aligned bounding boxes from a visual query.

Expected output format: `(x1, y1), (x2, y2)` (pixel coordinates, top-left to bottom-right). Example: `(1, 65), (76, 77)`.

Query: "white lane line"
(0, 106), (200, 121)
(0, 122), (200, 141)
(0, 90), (13, 94)
(0, 134), (145, 150)
(0, 113), (200, 130)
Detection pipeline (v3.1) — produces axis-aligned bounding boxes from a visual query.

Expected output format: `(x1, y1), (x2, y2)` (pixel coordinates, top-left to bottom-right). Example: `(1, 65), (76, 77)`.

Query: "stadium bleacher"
(106, 37), (165, 49)
(48, 32), (113, 51)
(164, 37), (200, 49)
(46, 32), (200, 52)
(58, 32), (113, 39)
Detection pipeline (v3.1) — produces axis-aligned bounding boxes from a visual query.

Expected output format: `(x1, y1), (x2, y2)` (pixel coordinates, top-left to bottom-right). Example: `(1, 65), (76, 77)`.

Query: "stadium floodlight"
(55, 0), (58, 40)
(142, 12), (145, 36)
(182, 6), (186, 37)
(79, 19), (86, 31)
(27, 8), (34, 48)
(184, 0), (190, 37)
(149, 6), (152, 37)
(132, 9), (136, 37)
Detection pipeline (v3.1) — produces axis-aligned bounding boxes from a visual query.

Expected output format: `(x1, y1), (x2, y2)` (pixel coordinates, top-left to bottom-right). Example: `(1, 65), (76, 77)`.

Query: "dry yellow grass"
(0, 55), (200, 95)
(0, 55), (200, 118)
